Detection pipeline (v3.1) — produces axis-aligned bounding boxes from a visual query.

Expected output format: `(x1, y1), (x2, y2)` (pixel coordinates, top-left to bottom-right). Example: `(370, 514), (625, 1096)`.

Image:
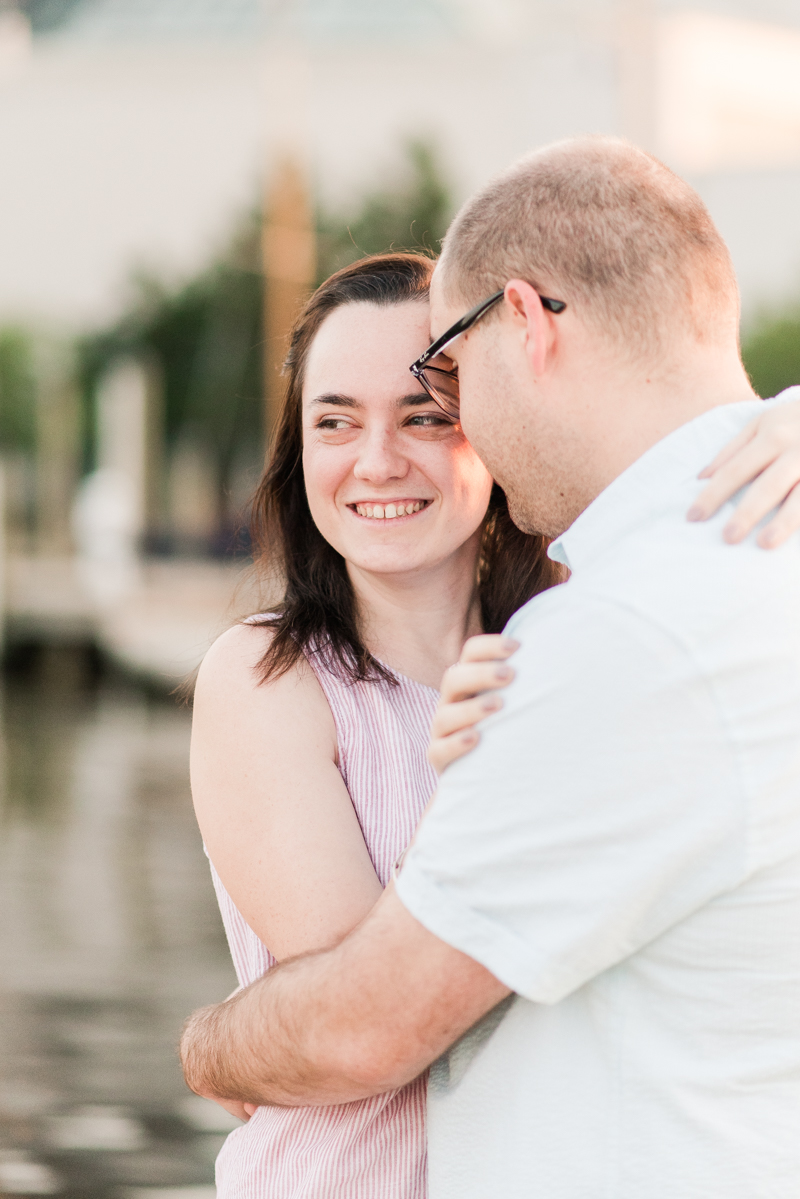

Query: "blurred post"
(35, 346), (80, 555)
(72, 356), (162, 604)
(140, 354), (165, 546)
(0, 0), (31, 84)
(262, 158), (316, 439)
(618, 0), (657, 151)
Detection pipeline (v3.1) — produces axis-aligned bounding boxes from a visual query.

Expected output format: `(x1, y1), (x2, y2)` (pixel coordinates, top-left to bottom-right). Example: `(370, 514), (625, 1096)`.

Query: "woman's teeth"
(354, 501), (428, 520)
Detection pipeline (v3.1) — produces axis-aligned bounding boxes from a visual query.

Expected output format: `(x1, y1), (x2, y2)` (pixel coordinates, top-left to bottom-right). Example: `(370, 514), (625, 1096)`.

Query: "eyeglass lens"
(420, 357), (460, 419)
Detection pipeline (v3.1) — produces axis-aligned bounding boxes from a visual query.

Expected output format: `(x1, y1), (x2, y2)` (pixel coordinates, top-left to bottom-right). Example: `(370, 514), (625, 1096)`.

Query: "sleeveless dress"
(210, 644), (439, 1198)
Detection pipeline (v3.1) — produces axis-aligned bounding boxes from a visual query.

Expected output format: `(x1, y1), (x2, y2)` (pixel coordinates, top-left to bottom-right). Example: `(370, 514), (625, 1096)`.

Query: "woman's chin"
(344, 543), (444, 579)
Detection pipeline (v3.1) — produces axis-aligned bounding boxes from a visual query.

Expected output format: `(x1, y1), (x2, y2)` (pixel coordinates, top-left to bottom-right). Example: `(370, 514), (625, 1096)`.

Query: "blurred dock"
(0, 634), (239, 1198)
(3, 554), (259, 688)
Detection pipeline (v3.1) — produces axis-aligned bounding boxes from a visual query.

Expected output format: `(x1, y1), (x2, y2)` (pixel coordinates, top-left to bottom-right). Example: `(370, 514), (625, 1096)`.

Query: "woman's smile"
(349, 499), (433, 521)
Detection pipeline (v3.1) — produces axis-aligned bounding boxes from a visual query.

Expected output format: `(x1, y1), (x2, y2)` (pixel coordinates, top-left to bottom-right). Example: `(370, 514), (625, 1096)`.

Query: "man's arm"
(182, 590), (743, 1107)
(181, 885), (510, 1107)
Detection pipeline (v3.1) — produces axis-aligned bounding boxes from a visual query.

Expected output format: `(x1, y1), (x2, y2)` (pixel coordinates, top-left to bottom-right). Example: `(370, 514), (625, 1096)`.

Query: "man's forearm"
(180, 907), (431, 1107)
(180, 887), (508, 1108)
(181, 982), (278, 1106)
(180, 950), (384, 1107)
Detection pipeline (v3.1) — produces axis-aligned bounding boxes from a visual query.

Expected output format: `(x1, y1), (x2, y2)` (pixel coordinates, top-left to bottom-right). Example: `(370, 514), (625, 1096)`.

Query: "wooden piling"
(261, 158), (316, 443)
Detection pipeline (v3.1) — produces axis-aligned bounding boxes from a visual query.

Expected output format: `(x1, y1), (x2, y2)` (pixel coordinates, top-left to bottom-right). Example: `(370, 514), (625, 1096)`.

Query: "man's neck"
(558, 344), (757, 531)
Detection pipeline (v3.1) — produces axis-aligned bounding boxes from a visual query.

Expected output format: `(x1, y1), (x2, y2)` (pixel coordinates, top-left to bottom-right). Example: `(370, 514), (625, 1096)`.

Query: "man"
(181, 138), (800, 1196)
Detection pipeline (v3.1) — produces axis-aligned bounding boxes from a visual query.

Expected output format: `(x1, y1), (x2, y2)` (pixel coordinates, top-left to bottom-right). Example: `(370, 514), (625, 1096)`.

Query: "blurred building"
(0, 0), (799, 660)
(0, 0), (799, 331)
(0, 0), (268, 327)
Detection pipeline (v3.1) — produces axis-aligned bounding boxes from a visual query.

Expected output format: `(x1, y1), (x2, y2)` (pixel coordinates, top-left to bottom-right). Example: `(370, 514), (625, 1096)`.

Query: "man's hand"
(180, 886), (509, 1109)
(209, 1097), (254, 1123)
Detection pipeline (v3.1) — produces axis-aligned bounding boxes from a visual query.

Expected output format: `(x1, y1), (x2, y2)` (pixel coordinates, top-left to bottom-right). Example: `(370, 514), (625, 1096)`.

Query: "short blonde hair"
(440, 137), (739, 357)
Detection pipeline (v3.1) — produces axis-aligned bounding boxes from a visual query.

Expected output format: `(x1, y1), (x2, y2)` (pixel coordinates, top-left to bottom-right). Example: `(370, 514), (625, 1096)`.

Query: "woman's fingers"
(689, 435), (772, 524)
(457, 633), (519, 663)
(757, 481), (800, 548)
(437, 633), (519, 693)
(696, 418), (758, 481)
(691, 402), (800, 539)
(429, 634), (520, 774)
(440, 659), (515, 704)
(721, 453), (800, 542)
(428, 726), (482, 775)
(439, 635), (519, 703)
(430, 693), (503, 742)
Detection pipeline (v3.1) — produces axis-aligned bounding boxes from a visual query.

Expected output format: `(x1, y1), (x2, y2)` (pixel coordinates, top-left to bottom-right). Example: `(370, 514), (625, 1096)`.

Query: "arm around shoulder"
(181, 882), (511, 1107)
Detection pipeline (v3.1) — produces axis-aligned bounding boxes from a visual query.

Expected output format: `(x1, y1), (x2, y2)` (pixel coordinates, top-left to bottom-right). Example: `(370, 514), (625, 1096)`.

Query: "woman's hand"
(689, 400), (800, 547)
(428, 634), (519, 774)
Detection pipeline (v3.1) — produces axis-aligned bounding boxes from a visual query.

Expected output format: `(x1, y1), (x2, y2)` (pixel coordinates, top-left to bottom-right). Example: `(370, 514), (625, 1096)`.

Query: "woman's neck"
(347, 536), (483, 690)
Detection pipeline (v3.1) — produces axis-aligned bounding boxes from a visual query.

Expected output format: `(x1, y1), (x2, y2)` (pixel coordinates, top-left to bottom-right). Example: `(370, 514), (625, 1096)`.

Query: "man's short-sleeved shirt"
(396, 394), (800, 1199)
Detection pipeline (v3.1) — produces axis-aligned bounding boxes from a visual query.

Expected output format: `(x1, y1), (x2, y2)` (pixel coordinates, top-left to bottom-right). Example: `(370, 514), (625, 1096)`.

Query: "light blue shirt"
(397, 392), (800, 1198)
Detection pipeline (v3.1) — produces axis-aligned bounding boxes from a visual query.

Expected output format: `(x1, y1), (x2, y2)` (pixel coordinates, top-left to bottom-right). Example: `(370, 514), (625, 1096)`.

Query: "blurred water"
(0, 649), (237, 1198)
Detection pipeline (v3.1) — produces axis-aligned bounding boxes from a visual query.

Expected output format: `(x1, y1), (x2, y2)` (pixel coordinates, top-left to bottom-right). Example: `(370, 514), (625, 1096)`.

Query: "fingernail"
(687, 505), (704, 522)
(461, 730), (478, 743)
(482, 695), (502, 712)
(723, 523), (742, 543)
(501, 637), (520, 652)
(495, 664), (513, 680)
(697, 466), (712, 479)
(759, 529), (777, 548)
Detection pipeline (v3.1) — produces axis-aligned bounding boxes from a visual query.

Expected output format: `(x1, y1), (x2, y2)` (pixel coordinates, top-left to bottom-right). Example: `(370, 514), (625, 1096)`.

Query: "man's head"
(429, 137), (751, 537)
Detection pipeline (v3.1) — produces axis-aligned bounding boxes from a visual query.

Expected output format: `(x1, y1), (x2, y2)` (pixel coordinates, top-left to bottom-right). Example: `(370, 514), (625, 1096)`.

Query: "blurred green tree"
(20, 0), (86, 35)
(0, 327), (37, 453)
(78, 211), (264, 548)
(742, 309), (800, 399)
(78, 141), (451, 553)
(317, 141), (450, 280)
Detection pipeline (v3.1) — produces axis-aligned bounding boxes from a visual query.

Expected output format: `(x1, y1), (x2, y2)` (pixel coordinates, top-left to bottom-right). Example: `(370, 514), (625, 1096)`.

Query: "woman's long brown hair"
(249, 252), (564, 685)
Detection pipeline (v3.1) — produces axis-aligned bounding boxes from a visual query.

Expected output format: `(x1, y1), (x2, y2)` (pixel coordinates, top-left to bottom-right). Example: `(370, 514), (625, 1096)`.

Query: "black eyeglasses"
(409, 287), (566, 418)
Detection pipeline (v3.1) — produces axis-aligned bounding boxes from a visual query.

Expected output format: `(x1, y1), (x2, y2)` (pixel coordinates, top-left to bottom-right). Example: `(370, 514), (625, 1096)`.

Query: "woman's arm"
(191, 624), (382, 963)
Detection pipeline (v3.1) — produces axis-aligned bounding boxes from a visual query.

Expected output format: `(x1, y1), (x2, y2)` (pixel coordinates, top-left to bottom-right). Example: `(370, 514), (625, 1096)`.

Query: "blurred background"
(0, 0), (799, 1195)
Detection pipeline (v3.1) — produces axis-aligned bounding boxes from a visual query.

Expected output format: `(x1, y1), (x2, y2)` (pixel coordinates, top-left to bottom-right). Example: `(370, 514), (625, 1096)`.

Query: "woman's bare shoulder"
(193, 621), (336, 753)
(192, 622), (380, 959)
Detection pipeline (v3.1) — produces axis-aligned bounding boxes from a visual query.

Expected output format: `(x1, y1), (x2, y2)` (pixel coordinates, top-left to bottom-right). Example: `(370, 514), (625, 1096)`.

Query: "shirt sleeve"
(395, 587), (747, 1004)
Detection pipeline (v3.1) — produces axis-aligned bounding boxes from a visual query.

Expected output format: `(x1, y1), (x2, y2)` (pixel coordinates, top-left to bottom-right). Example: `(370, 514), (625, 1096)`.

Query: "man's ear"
(503, 280), (555, 378)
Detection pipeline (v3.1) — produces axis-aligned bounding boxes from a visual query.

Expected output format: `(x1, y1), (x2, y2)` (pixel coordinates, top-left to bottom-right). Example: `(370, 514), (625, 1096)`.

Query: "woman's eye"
(317, 417), (354, 431)
(406, 413), (454, 428)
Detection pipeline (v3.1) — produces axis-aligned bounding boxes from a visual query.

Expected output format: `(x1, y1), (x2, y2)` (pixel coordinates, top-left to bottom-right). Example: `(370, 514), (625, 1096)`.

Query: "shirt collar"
(548, 400), (766, 574)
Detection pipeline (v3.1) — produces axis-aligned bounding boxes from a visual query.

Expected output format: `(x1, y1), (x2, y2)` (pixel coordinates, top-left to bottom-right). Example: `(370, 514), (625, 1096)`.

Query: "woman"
(191, 251), (800, 1198)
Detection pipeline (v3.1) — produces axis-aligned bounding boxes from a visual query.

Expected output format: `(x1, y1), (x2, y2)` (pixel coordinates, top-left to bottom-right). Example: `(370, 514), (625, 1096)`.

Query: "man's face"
(428, 267), (568, 538)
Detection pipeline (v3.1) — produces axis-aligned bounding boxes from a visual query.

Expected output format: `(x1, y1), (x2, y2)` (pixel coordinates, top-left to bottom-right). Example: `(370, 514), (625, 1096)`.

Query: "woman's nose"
(353, 429), (410, 483)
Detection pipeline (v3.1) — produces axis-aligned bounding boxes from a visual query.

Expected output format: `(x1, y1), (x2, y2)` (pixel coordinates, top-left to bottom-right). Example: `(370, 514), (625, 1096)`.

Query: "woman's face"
(301, 299), (493, 581)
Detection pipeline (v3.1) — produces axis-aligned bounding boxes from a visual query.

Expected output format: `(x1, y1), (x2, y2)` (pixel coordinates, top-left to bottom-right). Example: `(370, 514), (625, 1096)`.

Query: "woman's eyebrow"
(309, 393), (361, 408)
(309, 393), (431, 409)
(397, 394), (433, 408)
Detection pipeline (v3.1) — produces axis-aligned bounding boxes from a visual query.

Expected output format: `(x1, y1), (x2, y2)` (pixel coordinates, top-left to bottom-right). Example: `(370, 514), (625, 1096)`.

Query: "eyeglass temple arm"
(412, 289), (566, 372)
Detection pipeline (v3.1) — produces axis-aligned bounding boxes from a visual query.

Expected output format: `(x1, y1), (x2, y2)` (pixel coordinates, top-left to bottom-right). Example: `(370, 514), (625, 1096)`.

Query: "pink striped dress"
(210, 644), (439, 1198)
